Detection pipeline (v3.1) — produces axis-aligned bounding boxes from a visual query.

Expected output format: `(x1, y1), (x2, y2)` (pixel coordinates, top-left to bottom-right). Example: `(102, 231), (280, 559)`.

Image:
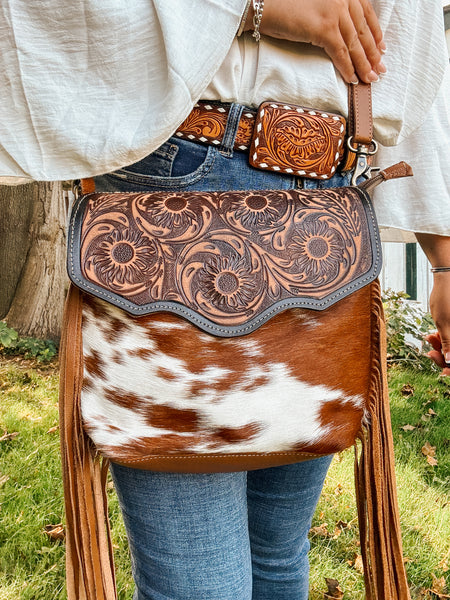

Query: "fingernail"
(367, 70), (379, 82)
(377, 62), (387, 74)
(445, 352), (450, 366)
(350, 77), (359, 85)
(379, 41), (387, 53)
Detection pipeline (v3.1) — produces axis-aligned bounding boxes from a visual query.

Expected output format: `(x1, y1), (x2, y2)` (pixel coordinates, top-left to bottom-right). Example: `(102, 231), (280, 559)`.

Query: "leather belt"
(175, 103), (257, 152)
(175, 100), (357, 179)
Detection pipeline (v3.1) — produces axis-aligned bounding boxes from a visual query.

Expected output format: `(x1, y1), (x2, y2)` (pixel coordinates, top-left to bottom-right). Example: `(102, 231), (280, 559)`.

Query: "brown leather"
(59, 285), (116, 600)
(359, 161), (414, 194)
(349, 82), (373, 146)
(113, 451), (328, 473)
(73, 187), (379, 331)
(176, 92), (360, 174)
(341, 82), (373, 171)
(81, 178), (96, 195)
(249, 102), (347, 178)
(175, 102), (257, 150)
(355, 281), (411, 600)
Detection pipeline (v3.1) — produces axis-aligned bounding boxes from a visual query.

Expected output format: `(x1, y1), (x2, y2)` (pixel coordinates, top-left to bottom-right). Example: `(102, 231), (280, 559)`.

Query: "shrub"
(382, 290), (436, 371)
(0, 321), (58, 362)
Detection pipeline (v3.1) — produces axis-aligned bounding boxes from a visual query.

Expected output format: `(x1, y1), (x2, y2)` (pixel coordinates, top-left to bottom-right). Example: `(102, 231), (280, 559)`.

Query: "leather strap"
(341, 82), (373, 171)
(349, 82), (373, 146)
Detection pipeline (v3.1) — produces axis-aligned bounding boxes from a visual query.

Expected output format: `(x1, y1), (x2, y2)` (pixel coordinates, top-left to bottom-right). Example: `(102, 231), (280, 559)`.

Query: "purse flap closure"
(67, 188), (381, 337)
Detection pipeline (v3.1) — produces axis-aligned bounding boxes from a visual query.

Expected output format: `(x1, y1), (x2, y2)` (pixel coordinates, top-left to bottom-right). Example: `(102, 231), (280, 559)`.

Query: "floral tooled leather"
(250, 102), (347, 179)
(69, 187), (380, 335)
(175, 103), (256, 151)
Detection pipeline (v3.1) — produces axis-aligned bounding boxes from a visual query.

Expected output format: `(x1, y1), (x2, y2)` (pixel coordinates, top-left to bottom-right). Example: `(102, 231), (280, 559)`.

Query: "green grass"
(310, 366), (450, 599)
(1, 358), (449, 599)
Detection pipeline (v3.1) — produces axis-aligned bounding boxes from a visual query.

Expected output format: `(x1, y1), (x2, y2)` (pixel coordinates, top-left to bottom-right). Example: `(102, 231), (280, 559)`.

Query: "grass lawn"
(0, 357), (449, 599)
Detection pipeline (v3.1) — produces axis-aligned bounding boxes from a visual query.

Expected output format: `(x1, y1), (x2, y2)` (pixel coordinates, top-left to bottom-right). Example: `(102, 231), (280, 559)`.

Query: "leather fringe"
(59, 284), (117, 600)
(354, 280), (411, 600)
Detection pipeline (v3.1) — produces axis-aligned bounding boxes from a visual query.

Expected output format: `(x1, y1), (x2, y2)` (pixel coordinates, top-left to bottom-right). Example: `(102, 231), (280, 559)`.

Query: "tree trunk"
(0, 182), (68, 341)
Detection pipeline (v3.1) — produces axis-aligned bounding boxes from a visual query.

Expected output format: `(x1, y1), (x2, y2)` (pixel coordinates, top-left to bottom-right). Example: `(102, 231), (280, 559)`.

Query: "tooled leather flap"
(67, 188), (381, 337)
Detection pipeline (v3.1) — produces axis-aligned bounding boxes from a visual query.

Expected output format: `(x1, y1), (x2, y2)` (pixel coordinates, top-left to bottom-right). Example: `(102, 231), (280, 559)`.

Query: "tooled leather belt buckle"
(249, 102), (347, 180)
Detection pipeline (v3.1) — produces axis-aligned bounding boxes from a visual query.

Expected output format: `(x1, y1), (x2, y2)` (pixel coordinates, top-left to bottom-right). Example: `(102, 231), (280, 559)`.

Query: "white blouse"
(0, 0), (448, 236)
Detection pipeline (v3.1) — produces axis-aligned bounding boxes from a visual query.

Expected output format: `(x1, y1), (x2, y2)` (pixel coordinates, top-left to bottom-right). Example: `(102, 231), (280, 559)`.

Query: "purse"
(59, 84), (413, 600)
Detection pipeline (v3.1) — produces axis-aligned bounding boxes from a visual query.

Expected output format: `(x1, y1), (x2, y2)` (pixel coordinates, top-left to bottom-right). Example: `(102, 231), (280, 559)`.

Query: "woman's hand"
(425, 275), (450, 376)
(416, 233), (450, 376)
(243, 0), (386, 84)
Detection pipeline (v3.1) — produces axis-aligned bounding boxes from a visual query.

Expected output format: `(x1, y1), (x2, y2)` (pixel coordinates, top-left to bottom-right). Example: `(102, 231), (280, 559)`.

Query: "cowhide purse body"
(60, 84), (413, 600)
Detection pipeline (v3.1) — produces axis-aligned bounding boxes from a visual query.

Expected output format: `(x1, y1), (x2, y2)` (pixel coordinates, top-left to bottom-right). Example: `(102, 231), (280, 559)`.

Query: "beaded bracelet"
(252, 0), (265, 42)
(431, 267), (450, 273)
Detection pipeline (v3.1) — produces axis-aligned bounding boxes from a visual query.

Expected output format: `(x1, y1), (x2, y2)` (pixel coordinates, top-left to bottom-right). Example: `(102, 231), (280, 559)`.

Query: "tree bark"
(0, 182), (67, 341)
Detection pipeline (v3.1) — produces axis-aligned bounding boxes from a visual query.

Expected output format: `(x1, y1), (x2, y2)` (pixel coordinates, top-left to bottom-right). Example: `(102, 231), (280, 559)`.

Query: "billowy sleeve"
(373, 63), (450, 238)
(0, 0), (247, 182)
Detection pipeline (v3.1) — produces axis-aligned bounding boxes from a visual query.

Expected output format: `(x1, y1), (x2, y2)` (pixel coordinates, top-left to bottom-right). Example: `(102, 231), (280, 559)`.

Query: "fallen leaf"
(46, 426), (59, 434)
(334, 484), (343, 495)
(401, 383), (415, 397)
(332, 527), (342, 539)
(335, 520), (350, 530)
(310, 523), (330, 538)
(431, 574), (447, 594)
(422, 442), (437, 457)
(401, 424), (416, 431)
(0, 431), (19, 442)
(427, 455), (438, 466)
(439, 559), (449, 573)
(438, 550), (449, 572)
(43, 524), (65, 541)
(428, 408), (437, 417)
(354, 554), (364, 574)
(324, 577), (344, 599)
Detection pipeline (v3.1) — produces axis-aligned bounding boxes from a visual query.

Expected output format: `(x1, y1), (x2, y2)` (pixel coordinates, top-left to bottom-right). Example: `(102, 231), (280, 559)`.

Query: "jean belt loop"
(219, 103), (245, 158)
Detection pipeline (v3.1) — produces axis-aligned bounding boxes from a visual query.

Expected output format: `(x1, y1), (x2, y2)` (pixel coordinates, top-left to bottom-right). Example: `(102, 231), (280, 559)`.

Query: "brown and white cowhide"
(81, 284), (375, 471)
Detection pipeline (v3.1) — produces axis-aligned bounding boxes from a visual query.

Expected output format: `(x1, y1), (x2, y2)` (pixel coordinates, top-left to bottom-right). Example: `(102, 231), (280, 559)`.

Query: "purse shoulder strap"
(349, 82), (373, 146)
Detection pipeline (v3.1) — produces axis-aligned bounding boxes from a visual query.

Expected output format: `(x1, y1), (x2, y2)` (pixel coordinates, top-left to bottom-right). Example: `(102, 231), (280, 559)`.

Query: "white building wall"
(380, 243), (432, 311)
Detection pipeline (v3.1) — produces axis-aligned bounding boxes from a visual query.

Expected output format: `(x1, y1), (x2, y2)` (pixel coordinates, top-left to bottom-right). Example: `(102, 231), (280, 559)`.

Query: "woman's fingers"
(359, 0), (385, 52)
(333, 10), (378, 83)
(426, 333), (446, 368)
(319, 30), (360, 84)
(347, 0), (385, 80)
(255, 0), (385, 85)
(333, 0), (385, 83)
(425, 331), (450, 376)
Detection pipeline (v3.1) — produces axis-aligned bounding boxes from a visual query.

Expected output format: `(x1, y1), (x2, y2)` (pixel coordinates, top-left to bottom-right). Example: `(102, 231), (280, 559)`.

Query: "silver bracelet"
(431, 267), (450, 273)
(237, 0), (252, 36)
(252, 0), (265, 42)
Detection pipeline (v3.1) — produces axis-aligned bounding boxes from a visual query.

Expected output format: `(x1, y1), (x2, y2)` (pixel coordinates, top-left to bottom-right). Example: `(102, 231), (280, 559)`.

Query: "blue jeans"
(95, 102), (349, 600)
